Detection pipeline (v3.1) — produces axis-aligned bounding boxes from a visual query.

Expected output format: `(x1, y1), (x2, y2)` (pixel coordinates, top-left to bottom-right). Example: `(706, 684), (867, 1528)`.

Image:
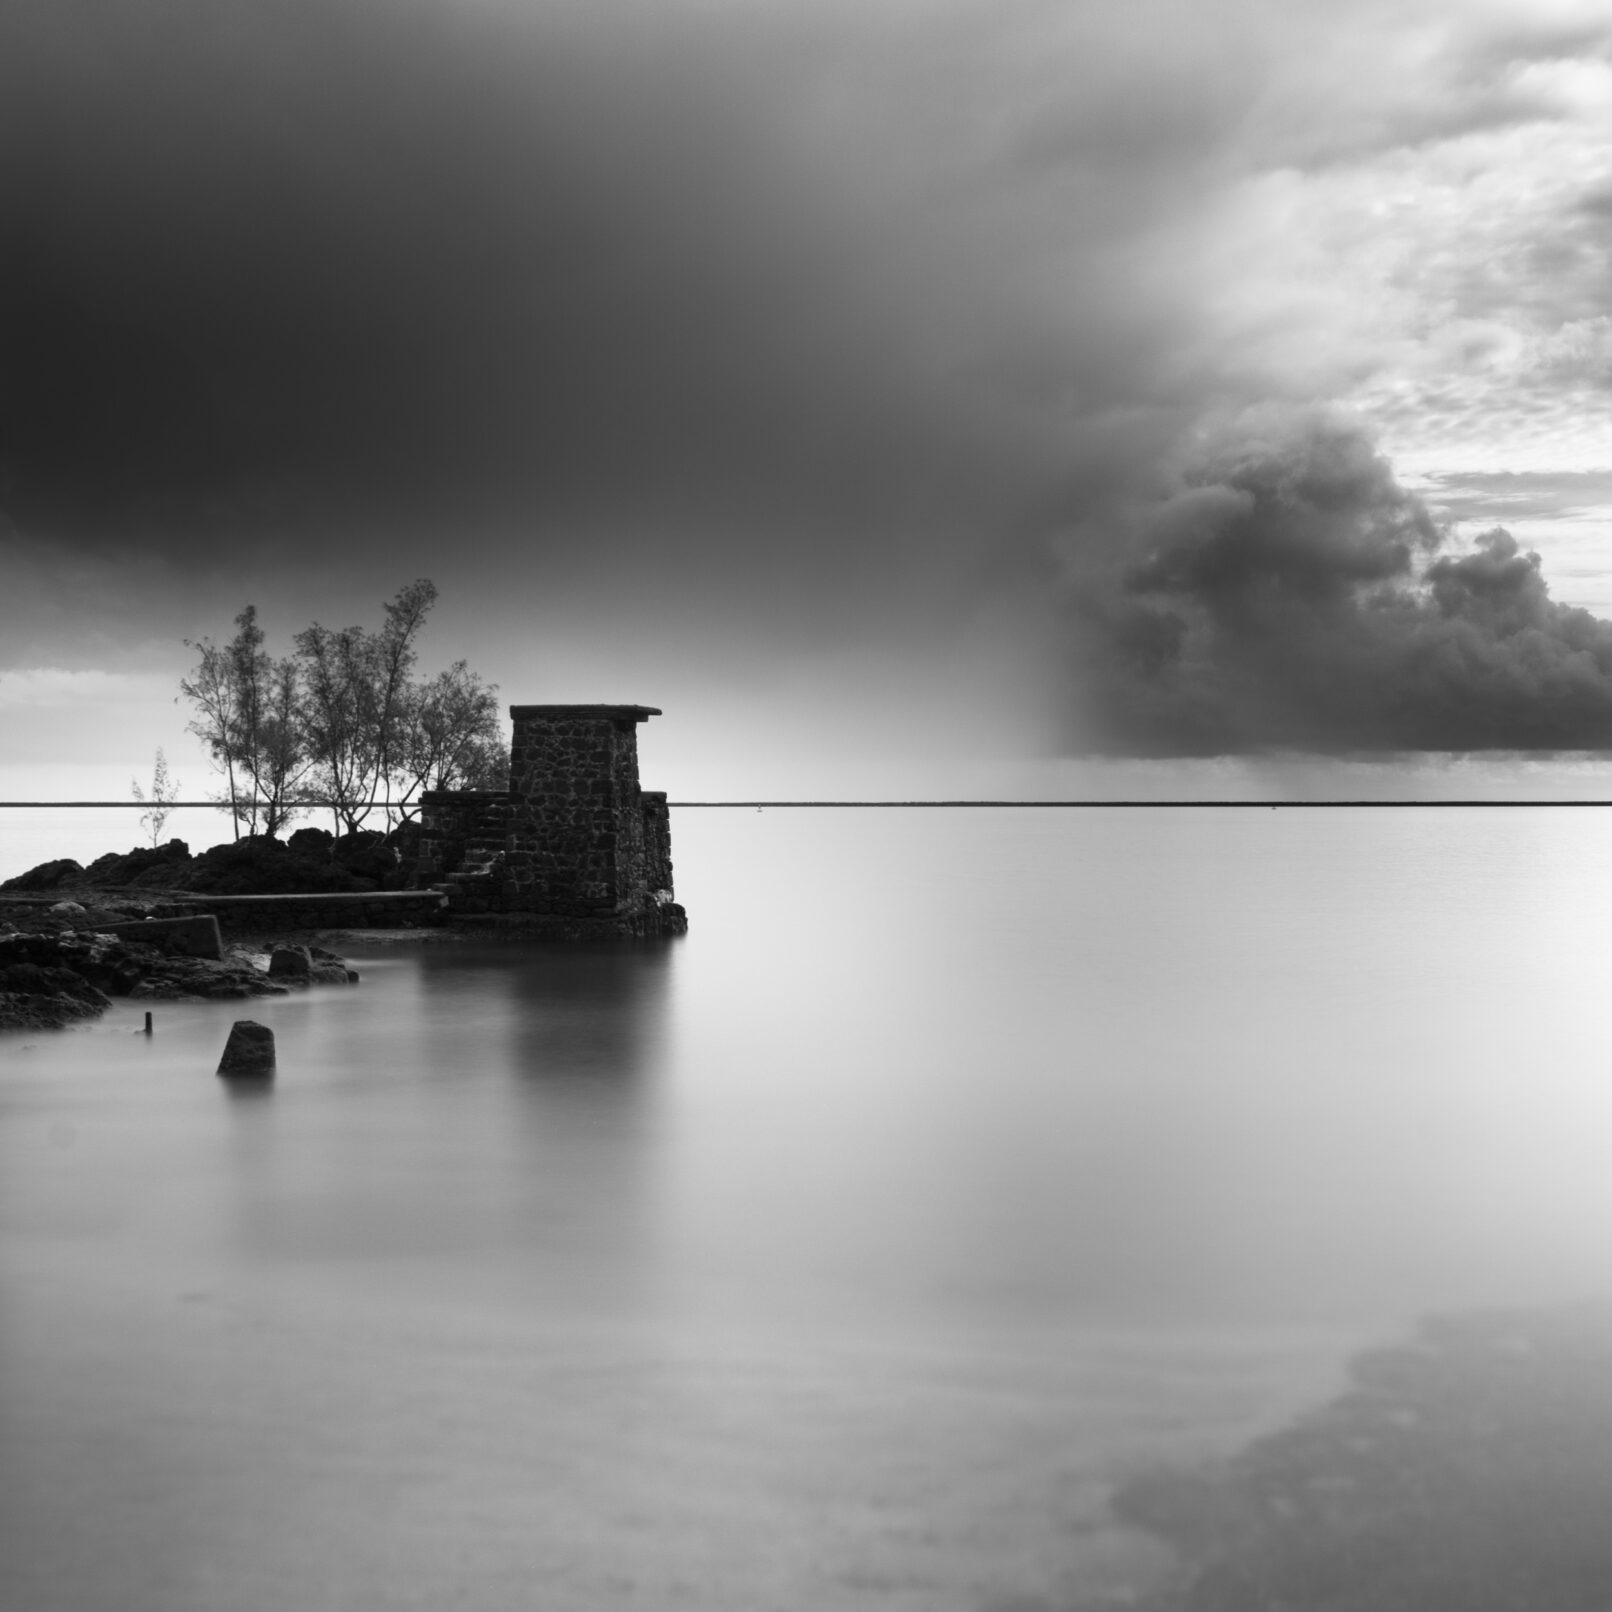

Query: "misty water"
(5, 805), (1612, 1609)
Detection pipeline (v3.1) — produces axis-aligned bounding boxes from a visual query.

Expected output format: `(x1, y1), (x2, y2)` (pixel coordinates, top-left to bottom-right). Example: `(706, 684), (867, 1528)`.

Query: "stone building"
(418, 704), (685, 935)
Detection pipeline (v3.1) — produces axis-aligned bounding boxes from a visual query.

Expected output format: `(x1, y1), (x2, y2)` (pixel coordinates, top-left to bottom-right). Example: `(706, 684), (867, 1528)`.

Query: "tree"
(366, 577), (438, 823)
(179, 633), (245, 838)
(256, 653), (316, 837)
(181, 607), (312, 837)
(131, 748), (180, 848)
(293, 619), (375, 834)
(182, 580), (499, 839)
(294, 580), (466, 833)
(397, 660), (508, 803)
(228, 604), (268, 827)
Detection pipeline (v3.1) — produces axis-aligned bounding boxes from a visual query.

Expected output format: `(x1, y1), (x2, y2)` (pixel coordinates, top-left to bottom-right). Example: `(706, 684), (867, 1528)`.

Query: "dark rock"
(0, 858), (84, 893)
(267, 944), (312, 979)
(79, 840), (194, 889)
(0, 950), (114, 1029)
(286, 826), (335, 856)
(333, 831), (399, 885)
(126, 949), (290, 1001)
(386, 820), (422, 888)
(0, 932), (145, 998)
(187, 835), (367, 895)
(0, 925), (298, 1014)
(126, 859), (196, 890)
(264, 942), (357, 985)
(309, 944), (358, 982)
(0, 961), (107, 1003)
(217, 1019), (275, 1078)
(74, 904), (129, 928)
(0, 991), (106, 1030)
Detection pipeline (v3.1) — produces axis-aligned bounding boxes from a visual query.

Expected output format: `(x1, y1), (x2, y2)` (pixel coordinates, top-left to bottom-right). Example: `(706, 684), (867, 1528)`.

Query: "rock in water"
(217, 1020), (276, 1079)
(267, 944), (312, 980)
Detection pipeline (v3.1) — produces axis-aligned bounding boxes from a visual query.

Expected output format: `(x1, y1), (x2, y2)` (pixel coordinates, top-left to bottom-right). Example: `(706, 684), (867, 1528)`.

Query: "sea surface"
(4, 806), (1612, 1609)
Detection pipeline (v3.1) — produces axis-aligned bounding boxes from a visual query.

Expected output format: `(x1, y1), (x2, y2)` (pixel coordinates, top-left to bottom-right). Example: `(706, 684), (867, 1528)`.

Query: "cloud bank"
(1064, 410), (1612, 753)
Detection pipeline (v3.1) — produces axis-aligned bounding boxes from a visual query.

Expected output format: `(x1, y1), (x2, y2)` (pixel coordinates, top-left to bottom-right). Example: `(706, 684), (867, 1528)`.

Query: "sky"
(3, 0), (1612, 803)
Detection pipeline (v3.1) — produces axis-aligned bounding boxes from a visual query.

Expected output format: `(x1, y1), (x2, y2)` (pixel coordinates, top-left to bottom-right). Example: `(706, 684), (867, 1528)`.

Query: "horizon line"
(3, 799), (1612, 810)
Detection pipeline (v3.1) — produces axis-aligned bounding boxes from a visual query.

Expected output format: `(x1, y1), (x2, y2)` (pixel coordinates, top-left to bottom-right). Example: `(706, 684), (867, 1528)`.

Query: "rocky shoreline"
(2, 827), (418, 899)
(0, 831), (420, 1031)
(0, 894), (359, 1031)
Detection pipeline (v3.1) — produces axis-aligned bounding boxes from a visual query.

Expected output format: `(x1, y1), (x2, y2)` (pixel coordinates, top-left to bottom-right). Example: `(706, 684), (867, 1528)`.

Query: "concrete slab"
(95, 915), (225, 960)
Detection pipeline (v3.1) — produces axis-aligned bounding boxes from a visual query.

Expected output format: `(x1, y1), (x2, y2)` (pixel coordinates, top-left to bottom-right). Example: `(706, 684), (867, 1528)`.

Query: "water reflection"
(213, 938), (677, 1316)
(419, 935), (675, 1085)
(219, 1071), (276, 1102)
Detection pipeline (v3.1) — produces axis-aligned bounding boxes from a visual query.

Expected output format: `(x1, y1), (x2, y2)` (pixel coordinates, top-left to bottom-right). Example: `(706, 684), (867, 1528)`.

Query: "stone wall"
(642, 791), (673, 898)
(175, 892), (450, 933)
(416, 791), (514, 887)
(419, 705), (685, 935)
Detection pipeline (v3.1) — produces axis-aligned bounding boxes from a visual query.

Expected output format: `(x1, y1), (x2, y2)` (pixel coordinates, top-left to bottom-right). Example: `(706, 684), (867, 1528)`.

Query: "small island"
(1, 704), (685, 1031)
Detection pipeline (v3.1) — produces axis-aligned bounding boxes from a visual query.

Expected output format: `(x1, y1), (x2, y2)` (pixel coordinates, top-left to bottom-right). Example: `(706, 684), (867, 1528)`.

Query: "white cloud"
(0, 667), (173, 708)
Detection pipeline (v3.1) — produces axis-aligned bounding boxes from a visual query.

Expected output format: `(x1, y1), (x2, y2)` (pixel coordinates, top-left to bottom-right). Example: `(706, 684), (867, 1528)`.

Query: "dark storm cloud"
(1, 0), (881, 538)
(0, 0), (1269, 704)
(1064, 410), (1612, 754)
(0, 0), (1267, 558)
(0, 0), (1062, 554)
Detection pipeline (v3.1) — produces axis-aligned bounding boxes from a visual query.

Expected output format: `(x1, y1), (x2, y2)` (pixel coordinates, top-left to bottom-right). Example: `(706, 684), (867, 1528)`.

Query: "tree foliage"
(181, 606), (312, 837)
(130, 748), (180, 848)
(180, 581), (505, 837)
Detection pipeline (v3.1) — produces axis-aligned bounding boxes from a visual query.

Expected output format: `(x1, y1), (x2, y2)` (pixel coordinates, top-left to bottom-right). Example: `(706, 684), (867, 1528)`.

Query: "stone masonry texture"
(418, 705), (685, 935)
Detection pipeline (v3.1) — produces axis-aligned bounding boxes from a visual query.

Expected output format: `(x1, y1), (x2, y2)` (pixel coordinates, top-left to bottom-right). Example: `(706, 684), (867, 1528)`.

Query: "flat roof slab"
(508, 705), (661, 721)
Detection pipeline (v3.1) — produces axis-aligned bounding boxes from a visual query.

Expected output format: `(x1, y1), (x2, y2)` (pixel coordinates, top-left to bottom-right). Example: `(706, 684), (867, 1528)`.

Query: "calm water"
(4, 807), (1612, 1609)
